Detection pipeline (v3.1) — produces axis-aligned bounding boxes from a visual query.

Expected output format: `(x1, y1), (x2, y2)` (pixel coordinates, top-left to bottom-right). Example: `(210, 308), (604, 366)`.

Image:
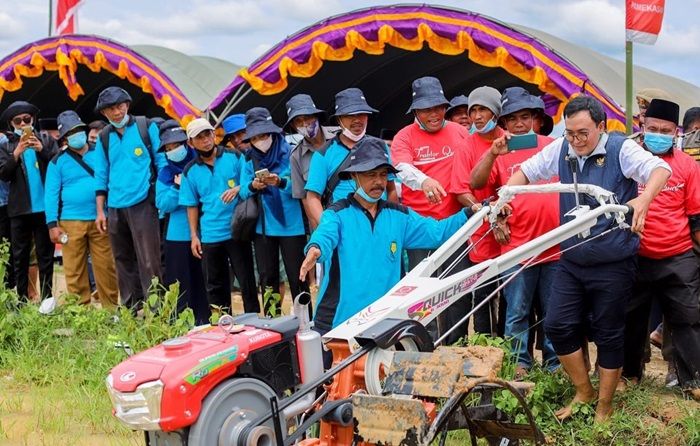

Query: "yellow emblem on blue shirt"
(390, 241), (398, 255)
(228, 179), (235, 188)
(34, 161), (39, 169)
(134, 147), (143, 156)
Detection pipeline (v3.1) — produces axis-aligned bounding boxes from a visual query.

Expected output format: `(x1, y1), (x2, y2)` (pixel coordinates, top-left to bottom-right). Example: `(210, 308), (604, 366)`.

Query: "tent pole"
(48, 0), (53, 36)
(625, 40), (633, 135)
(213, 86), (254, 126)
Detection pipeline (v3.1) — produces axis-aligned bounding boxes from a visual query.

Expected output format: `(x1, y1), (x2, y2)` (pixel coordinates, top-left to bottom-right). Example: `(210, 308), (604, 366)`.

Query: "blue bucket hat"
(339, 136), (399, 179)
(95, 86), (132, 113)
(284, 94), (325, 130)
(500, 87), (544, 117)
(158, 120), (187, 151)
(332, 88), (378, 117)
(0, 101), (39, 123)
(56, 110), (86, 140)
(222, 114), (246, 135)
(446, 95), (469, 118)
(243, 107), (282, 141)
(407, 76), (449, 113)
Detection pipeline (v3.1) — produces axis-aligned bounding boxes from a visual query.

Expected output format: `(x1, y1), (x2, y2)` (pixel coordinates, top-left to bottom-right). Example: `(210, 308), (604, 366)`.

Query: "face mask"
(354, 176), (381, 203)
(297, 120), (320, 139)
(109, 115), (129, 129)
(414, 117), (446, 133)
(67, 132), (87, 150)
(470, 118), (497, 135)
(166, 144), (187, 162)
(644, 132), (674, 155)
(341, 125), (366, 142)
(253, 135), (273, 153)
(196, 147), (215, 158)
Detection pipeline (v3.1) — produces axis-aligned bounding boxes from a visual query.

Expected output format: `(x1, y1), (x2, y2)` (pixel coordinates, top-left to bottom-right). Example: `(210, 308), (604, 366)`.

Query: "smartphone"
(506, 133), (538, 151)
(21, 126), (32, 140)
(255, 168), (270, 179)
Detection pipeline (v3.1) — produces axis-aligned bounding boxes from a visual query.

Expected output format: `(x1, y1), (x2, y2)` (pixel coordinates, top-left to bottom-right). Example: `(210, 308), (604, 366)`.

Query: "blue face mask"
(109, 114), (129, 129)
(644, 132), (674, 155)
(67, 132), (87, 149)
(470, 118), (497, 135)
(354, 176), (381, 203)
(166, 144), (188, 162)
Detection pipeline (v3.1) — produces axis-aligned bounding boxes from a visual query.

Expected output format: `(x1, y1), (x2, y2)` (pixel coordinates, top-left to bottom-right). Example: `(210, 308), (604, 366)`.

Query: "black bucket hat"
(284, 94), (325, 130)
(500, 87), (543, 117)
(446, 95), (469, 118)
(243, 107), (282, 141)
(56, 110), (86, 140)
(158, 119), (187, 151)
(332, 88), (378, 117)
(0, 101), (39, 123)
(407, 76), (449, 113)
(339, 136), (399, 179)
(95, 86), (132, 113)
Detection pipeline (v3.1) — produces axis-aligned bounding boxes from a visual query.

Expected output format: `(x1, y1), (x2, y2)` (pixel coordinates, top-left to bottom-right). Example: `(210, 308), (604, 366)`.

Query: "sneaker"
(649, 330), (663, 349)
(665, 362), (679, 388)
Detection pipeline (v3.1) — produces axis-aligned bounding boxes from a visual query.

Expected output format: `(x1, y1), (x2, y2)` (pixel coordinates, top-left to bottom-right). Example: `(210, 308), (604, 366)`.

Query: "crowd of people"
(1, 78), (699, 420)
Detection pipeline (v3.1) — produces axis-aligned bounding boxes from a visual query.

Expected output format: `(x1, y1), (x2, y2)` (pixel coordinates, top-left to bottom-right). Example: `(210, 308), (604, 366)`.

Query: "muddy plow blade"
(353, 346), (545, 446)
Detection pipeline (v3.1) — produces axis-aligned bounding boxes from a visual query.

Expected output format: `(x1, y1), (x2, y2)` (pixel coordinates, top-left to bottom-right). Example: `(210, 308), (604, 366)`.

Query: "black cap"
(646, 99), (680, 126)
(339, 136), (398, 178)
(95, 86), (132, 113)
(0, 101), (39, 123)
(56, 111), (86, 140)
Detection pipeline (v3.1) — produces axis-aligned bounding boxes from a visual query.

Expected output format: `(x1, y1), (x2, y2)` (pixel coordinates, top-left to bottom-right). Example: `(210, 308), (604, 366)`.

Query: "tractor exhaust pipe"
(284, 293), (324, 420)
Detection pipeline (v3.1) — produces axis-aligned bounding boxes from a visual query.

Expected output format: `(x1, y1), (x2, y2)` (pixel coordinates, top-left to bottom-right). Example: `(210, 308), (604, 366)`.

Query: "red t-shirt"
(639, 149), (700, 259)
(450, 129), (505, 262)
(391, 122), (464, 219)
(486, 135), (560, 262)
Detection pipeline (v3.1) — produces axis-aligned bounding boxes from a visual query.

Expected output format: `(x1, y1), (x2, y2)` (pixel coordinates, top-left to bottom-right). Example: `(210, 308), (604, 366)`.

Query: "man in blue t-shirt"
(179, 118), (258, 313)
(92, 87), (166, 310)
(0, 101), (58, 300)
(45, 111), (118, 308)
(300, 136), (477, 333)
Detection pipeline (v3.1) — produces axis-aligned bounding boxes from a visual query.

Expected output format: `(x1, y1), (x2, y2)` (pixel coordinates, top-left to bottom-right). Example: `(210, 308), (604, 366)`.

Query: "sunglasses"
(12, 116), (32, 126)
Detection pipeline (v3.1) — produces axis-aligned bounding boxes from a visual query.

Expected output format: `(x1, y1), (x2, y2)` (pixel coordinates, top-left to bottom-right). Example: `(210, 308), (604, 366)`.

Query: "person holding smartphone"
(239, 107), (309, 315)
(0, 101), (58, 301)
(469, 87), (559, 376)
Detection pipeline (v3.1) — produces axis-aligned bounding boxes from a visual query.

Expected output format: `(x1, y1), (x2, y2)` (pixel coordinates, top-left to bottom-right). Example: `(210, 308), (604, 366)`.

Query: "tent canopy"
(210, 4), (700, 134)
(0, 35), (238, 126)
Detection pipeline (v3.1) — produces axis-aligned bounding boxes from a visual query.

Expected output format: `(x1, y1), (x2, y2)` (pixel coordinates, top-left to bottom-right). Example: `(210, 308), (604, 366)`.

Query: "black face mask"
(196, 147), (215, 158)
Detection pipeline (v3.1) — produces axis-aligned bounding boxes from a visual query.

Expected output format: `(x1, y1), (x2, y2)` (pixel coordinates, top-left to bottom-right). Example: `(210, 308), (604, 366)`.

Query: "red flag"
(55, 0), (84, 35)
(626, 0), (665, 45)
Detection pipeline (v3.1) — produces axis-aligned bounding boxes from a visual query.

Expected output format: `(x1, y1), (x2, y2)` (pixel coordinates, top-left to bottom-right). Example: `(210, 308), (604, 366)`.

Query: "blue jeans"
(503, 262), (559, 370)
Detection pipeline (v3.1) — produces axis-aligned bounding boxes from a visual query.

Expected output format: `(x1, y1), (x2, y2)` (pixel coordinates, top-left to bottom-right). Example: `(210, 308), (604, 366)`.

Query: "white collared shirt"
(520, 133), (671, 184)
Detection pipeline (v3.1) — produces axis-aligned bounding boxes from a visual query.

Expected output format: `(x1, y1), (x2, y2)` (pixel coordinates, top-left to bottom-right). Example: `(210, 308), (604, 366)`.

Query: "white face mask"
(341, 123), (366, 142)
(253, 135), (273, 153)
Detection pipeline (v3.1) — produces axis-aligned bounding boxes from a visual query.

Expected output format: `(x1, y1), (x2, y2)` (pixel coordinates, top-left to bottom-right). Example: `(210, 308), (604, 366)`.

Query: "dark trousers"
(545, 257), (636, 369)
(164, 240), (210, 325)
(10, 212), (54, 300)
(623, 251), (700, 388)
(201, 238), (258, 313)
(253, 234), (309, 316)
(407, 248), (497, 344)
(0, 205), (15, 289)
(108, 199), (162, 309)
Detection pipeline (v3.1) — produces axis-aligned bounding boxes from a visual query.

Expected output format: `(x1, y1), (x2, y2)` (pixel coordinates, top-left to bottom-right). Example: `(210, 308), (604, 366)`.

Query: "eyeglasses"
(12, 116), (32, 126)
(563, 130), (590, 143)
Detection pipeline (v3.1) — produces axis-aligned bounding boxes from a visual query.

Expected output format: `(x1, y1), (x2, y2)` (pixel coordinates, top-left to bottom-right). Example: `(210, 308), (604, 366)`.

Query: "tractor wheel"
(188, 377), (279, 446)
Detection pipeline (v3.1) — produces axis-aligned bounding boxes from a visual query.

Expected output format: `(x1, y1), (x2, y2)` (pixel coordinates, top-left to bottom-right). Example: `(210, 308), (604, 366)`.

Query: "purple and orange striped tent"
(209, 4), (627, 133)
